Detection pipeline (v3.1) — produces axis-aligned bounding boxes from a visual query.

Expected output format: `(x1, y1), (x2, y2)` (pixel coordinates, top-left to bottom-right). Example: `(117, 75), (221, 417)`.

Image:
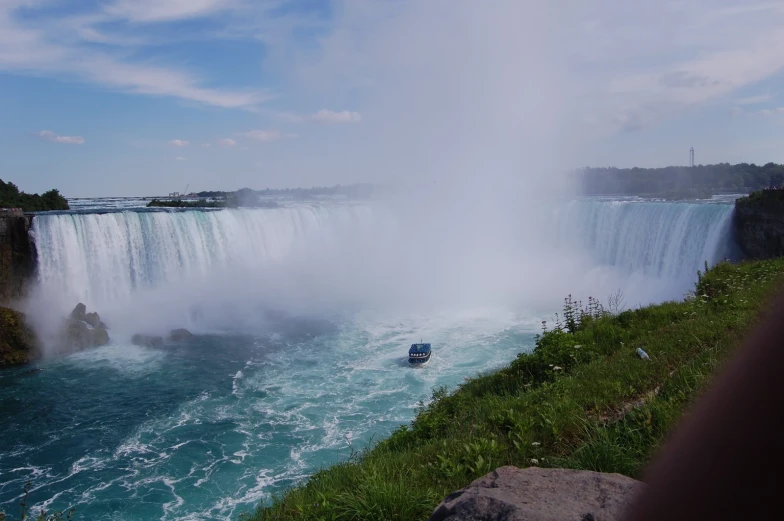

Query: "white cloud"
(283, 110), (362, 124)
(175, 156), (186, 161)
(216, 138), (237, 147)
(103, 0), (235, 23)
(78, 57), (268, 109)
(736, 93), (775, 105)
(169, 139), (189, 147)
(37, 130), (85, 144)
(311, 110), (362, 123)
(579, 1), (784, 132)
(613, 110), (643, 133)
(756, 107), (784, 116)
(200, 143), (211, 148)
(241, 130), (282, 142)
(0, 1), (271, 110)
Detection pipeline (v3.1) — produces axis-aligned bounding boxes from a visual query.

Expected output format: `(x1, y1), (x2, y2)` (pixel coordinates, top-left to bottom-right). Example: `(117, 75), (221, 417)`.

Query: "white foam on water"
(62, 343), (167, 375)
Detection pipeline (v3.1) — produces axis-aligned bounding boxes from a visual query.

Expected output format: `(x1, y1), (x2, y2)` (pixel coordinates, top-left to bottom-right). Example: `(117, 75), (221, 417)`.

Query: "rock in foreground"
(430, 466), (642, 521)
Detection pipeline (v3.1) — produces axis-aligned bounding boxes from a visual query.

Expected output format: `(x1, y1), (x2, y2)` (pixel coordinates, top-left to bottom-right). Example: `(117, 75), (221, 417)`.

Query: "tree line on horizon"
(195, 183), (376, 199)
(578, 162), (784, 197)
(0, 179), (69, 212)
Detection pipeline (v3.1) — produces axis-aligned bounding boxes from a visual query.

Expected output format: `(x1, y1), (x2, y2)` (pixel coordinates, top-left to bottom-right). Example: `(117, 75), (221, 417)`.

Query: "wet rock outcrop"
(430, 466), (642, 521)
(1, 303), (111, 367)
(168, 328), (193, 342)
(0, 306), (38, 367)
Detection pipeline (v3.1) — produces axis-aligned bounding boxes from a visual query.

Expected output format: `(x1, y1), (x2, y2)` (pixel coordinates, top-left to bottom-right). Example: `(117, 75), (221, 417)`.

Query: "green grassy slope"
(245, 259), (784, 521)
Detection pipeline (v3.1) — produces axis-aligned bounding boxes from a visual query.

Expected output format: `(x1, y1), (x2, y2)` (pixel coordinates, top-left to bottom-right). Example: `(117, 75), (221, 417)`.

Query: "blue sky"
(3, 0), (784, 197)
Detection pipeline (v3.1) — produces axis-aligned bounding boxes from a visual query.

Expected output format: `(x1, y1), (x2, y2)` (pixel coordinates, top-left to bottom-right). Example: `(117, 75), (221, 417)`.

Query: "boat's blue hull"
(408, 343), (432, 366)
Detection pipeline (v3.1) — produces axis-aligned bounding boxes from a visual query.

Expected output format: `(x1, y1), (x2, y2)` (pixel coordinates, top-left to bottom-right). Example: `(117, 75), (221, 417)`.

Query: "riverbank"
(247, 258), (784, 520)
(146, 198), (279, 209)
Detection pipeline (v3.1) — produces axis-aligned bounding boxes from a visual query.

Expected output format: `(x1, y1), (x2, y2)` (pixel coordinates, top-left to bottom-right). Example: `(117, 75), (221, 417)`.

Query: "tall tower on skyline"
(689, 147), (695, 167)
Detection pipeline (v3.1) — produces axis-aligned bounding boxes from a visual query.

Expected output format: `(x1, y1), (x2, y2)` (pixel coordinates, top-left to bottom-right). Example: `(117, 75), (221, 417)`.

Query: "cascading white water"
(31, 204), (372, 312)
(553, 199), (737, 284)
(31, 200), (739, 319)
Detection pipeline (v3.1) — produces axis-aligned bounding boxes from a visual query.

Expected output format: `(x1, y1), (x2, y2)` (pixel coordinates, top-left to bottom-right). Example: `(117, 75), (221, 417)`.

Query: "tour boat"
(408, 343), (431, 366)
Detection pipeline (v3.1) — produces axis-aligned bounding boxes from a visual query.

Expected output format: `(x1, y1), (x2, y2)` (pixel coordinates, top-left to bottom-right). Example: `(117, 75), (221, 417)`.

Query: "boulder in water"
(91, 326), (110, 346)
(65, 318), (110, 350)
(62, 304), (110, 351)
(168, 328), (193, 342)
(69, 303), (87, 322)
(65, 319), (90, 349)
(429, 466), (642, 521)
(84, 312), (107, 329)
(131, 334), (164, 348)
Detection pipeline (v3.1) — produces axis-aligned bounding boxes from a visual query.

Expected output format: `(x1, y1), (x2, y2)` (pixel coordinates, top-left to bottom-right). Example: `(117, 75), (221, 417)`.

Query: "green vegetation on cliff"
(735, 187), (784, 209)
(0, 179), (69, 212)
(247, 259), (784, 520)
(0, 307), (38, 367)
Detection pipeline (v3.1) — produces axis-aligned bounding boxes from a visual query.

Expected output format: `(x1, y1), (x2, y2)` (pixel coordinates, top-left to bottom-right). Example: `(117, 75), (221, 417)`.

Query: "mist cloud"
(37, 130), (85, 144)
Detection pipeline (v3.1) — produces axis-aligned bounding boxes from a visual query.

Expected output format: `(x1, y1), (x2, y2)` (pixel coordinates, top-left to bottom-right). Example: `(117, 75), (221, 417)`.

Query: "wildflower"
(530, 458), (539, 465)
(573, 344), (581, 349)
(531, 442), (541, 446)
(553, 366), (563, 371)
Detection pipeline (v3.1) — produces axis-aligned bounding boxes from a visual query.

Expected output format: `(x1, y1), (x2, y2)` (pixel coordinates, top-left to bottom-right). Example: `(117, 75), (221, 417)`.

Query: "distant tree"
(0, 179), (69, 211)
(579, 163), (784, 196)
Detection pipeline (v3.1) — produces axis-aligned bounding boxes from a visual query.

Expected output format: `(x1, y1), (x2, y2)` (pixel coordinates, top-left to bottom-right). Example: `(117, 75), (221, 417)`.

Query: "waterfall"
(554, 199), (738, 283)
(31, 204), (372, 311)
(29, 199), (739, 321)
